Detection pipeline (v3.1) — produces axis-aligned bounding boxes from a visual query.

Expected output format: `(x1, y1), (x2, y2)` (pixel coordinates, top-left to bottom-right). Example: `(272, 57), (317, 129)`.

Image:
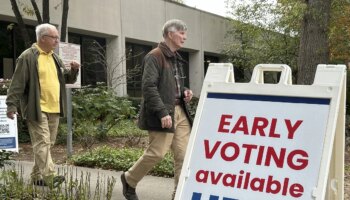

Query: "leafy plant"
(72, 83), (137, 145)
(346, 115), (350, 138)
(0, 150), (13, 168)
(346, 163), (350, 173)
(71, 146), (174, 177)
(0, 79), (11, 95)
(109, 119), (147, 147)
(74, 121), (98, 151)
(187, 96), (199, 120)
(56, 121), (68, 145)
(0, 165), (116, 199)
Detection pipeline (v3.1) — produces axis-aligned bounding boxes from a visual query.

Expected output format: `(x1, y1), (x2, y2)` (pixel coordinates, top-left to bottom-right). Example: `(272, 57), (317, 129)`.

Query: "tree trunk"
(43, 0), (50, 23)
(297, 0), (332, 85)
(60, 0), (69, 42)
(9, 0), (31, 48)
(31, 0), (43, 24)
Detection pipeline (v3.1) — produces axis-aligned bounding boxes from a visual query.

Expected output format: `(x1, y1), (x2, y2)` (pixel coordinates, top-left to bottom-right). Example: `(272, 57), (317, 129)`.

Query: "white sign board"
(0, 96), (18, 152)
(176, 64), (346, 200)
(58, 42), (81, 88)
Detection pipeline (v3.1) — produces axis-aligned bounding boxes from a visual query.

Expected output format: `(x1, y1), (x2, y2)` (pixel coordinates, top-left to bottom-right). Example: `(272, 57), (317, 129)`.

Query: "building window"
(125, 43), (190, 97)
(0, 21), (35, 79)
(126, 42), (152, 97)
(0, 21), (107, 86)
(68, 33), (106, 86)
(178, 51), (189, 88)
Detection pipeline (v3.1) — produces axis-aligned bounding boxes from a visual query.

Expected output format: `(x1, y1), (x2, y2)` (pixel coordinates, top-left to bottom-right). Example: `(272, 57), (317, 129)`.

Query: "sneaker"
(121, 172), (139, 200)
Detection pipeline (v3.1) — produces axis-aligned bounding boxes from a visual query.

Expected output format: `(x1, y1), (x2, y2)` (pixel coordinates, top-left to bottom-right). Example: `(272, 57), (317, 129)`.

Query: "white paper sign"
(58, 42), (81, 88)
(0, 96), (18, 152)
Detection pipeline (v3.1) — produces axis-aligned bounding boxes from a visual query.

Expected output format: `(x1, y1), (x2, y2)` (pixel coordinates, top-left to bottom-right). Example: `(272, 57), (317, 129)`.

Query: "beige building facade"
(0, 0), (230, 96)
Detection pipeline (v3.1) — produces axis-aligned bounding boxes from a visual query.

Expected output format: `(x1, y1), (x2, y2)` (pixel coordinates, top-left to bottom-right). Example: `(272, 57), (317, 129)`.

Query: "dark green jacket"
(138, 42), (192, 132)
(6, 44), (79, 122)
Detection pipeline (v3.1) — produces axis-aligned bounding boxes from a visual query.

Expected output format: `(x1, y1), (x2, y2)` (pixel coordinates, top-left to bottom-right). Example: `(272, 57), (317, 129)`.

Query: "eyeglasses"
(44, 35), (60, 41)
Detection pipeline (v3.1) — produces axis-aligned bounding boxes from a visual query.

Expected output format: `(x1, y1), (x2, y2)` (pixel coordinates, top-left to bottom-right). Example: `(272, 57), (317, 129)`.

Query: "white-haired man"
(121, 19), (193, 200)
(6, 23), (80, 187)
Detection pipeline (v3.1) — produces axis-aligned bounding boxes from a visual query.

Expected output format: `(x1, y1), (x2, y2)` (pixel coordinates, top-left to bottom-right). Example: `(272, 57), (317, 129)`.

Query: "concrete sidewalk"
(9, 161), (174, 200)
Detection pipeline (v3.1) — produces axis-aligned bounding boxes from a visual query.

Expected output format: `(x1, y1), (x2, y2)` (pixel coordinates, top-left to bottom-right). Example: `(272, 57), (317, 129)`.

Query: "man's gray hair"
(162, 19), (187, 38)
(35, 23), (58, 41)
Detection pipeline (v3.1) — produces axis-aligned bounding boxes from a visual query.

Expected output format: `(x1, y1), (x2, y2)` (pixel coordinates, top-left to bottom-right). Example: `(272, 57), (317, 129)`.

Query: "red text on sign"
(204, 139), (309, 170)
(195, 169), (304, 198)
(217, 114), (303, 139)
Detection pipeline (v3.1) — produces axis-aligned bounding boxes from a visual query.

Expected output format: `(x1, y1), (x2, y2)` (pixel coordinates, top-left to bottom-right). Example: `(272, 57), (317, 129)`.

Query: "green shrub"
(0, 166), (116, 199)
(0, 79), (11, 95)
(109, 119), (146, 137)
(109, 119), (147, 147)
(71, 146), (174, 177)
(188, 96), (199, 119)
(17, 117), (30, 143)
(0, 150), (13, 168)
(127, 97), (142, 113)
(72, 83), (137, 143)
(56, 121), (68, 145)
(72, 83), (136, 123)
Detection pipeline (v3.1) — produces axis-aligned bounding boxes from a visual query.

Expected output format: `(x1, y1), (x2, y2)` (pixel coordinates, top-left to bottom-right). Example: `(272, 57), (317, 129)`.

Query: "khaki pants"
(27, 112), (60, 180)
(126, 105), (191, 188)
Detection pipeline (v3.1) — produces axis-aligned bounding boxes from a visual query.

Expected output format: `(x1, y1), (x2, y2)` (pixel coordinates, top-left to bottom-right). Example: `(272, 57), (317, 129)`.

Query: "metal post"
(66, 88), (73, 157)
(60, 0), (73, 158)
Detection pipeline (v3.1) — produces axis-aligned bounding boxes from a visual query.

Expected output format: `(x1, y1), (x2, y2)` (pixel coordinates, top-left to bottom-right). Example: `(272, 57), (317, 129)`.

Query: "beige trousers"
(27, 112), (60, 180)
(125, 105), (191, 188)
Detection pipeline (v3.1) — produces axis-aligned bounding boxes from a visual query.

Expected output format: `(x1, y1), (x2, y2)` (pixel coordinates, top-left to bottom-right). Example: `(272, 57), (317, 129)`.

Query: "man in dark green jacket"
(6, 23), (79, 187)
(121, 19), (193, 200)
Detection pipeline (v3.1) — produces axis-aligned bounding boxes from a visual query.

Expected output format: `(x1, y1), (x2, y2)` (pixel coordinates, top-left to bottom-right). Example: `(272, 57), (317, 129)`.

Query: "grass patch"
(345, 164), (350, 172)
(109, 119), (147, 137)
(0, 164), (115, 199)
(71, 146), (174, 177)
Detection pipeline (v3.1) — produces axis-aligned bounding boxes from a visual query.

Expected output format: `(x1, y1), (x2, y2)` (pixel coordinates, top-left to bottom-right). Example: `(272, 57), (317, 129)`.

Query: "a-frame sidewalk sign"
(175, 64), (346, 200)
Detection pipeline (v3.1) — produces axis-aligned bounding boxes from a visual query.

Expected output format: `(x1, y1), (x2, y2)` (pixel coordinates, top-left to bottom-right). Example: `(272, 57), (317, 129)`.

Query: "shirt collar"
(35, 43), (53, 55)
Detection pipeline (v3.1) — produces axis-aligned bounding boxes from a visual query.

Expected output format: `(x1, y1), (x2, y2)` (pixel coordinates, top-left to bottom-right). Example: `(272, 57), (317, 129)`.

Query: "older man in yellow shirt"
(6, 23), (80, 187)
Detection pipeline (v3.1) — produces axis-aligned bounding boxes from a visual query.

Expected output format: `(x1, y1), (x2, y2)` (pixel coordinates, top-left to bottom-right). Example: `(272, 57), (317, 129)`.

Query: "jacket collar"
(158, 42), (175, 58)
(158, 42), (185, 63)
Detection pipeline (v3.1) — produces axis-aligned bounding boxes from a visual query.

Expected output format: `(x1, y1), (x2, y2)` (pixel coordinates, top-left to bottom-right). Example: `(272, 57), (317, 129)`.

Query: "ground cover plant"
(71, 146), (174, 177)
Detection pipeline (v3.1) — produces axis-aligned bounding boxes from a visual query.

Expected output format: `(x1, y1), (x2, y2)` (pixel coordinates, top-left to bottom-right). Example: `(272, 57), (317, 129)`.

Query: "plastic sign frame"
(176, 64), (346, 200)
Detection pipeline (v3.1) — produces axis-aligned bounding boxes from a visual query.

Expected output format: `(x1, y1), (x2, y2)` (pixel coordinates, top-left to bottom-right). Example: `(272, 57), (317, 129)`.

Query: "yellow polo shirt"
(35, 44), (60, 113)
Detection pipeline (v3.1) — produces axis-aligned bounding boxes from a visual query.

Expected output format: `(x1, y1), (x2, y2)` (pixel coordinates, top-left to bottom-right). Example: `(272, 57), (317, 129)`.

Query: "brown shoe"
(52, 175), (65, 188)
(121, 172), (139, 200)
(32, 175), (64, 188)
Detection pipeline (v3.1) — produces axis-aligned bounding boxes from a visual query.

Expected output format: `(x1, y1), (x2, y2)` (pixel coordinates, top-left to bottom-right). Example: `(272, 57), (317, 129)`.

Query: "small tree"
(83, 40), (144, 93)
(224, 0), (301, 81)
(9, 0), (70, 47)
(225, 0), (349, 84)
(297, 0), (332, 84)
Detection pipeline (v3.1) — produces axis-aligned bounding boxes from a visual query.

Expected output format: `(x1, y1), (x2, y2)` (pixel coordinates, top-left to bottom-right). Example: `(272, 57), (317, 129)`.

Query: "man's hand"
(161, 115), (172, 128)
(7, 111), (17, 120)
(70, 61), (80, 70)
(183, 89), (193, 103)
